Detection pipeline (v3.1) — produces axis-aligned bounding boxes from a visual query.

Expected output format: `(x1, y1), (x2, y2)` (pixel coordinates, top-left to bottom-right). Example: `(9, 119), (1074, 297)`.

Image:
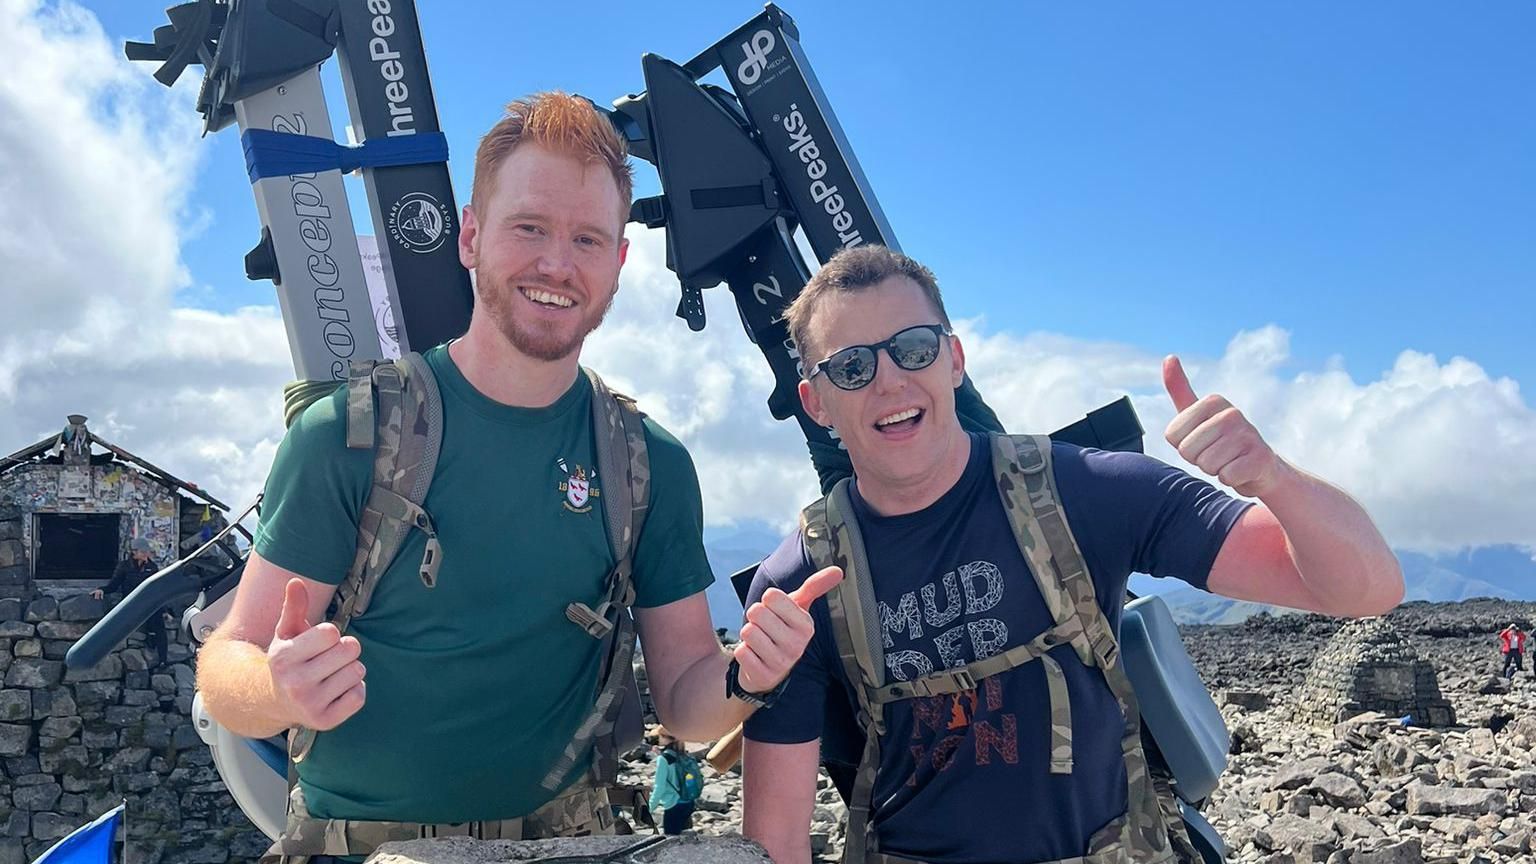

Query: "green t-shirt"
(254, 345), (714, 823)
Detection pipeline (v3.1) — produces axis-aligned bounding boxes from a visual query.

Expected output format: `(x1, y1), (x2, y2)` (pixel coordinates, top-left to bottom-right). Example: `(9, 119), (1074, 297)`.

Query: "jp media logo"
(736, 30), (777, 85)
(387, 192), (452, 254)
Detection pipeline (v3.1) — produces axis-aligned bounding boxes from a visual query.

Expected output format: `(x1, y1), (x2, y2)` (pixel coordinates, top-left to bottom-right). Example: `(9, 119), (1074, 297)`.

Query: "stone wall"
(0, 523), (20, 606)
(0, 593), (267, 863)
(1294, 617), (1457, 727)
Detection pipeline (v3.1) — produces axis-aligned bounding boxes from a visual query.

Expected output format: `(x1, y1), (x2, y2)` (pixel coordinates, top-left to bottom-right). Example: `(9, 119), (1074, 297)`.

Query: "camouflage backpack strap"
(802, 480), (886, 864)
(289, 353), (444, 764)
(540, 368), (651, 792)
(993, 434), (1179, 862)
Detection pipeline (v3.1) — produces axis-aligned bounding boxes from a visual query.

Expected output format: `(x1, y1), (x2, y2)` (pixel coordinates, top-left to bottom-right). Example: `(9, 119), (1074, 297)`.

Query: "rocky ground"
(618, 599), (1536, 864)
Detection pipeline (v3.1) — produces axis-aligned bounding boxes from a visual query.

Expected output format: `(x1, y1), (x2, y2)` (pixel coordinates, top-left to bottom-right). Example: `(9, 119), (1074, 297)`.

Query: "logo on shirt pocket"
(556, 458), (601, 514)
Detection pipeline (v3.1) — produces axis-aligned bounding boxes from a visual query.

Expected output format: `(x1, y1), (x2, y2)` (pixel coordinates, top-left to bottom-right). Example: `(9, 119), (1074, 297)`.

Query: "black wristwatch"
(726, 657), (787, 709)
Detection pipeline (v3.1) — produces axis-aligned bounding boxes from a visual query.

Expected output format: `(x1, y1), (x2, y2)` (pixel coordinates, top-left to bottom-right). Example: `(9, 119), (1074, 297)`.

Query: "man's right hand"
(268, 578), (367, 731)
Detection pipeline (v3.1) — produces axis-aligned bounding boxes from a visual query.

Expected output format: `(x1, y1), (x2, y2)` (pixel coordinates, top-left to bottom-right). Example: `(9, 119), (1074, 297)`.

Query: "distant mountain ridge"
(703, 521), (788, 633)
(700, 525), (1536, 629)
(1160, 543), (1536, 624)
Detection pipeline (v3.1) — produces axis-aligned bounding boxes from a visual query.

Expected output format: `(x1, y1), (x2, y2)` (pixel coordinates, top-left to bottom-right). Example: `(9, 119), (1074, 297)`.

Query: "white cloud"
(0, 0), (293, 514)
(3, 1), (1532, 560)
(966, 325), (1536, 554)
(582, 229), (823, 529)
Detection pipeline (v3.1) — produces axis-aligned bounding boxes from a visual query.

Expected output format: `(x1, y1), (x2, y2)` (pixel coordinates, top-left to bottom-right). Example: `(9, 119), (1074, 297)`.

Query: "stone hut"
(1294, 617), (1456, 727)
(0, 417), (266, 863)
(0, 416), (234, 597)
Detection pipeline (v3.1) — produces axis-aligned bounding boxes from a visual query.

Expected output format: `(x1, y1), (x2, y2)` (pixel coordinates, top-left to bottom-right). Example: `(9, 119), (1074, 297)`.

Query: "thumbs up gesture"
(1163, 355), (1283, 498)
(734, 566), (844, 695)
(267, 578), (367, 731)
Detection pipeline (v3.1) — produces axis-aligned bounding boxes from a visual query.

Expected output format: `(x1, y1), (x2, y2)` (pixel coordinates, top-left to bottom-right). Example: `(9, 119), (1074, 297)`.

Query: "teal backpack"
(670, 751), (704, 802)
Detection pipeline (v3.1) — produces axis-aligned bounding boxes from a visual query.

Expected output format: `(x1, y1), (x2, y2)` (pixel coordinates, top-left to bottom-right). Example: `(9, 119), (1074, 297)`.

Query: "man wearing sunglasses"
(739, 245), (1403, 864)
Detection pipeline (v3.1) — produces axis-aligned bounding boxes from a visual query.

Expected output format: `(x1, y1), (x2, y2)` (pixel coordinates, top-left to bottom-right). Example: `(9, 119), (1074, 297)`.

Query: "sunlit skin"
(748, 272), (1404, 864)
(797, 276), (970, 517)
(458, 143), (628, 369)
(198, 140), (840, 746)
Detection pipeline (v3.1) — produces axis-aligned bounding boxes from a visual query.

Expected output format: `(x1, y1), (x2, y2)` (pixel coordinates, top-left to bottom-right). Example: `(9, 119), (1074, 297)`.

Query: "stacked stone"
(1294, 618), (1457, 728)
(0, 595), (267, 864)
(0, 518), (23, 603)
(371, 834), (773, 863)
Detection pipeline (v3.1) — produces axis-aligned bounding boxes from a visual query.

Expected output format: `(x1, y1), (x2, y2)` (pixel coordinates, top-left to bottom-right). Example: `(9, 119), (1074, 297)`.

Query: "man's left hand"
(1163, 355), (1286, 498)
(734, 566), (843, 694)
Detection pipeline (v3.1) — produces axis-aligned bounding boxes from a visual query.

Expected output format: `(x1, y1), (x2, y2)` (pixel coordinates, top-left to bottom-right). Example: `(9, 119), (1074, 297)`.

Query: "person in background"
(649, 726), (702, 835)
(1499, 622), (1527, 680)
(93, 538), (170, 667)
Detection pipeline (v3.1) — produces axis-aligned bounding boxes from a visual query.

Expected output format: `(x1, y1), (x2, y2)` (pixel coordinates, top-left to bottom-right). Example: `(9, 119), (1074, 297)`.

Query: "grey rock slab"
(1331, 811), (1387, 840)
(0, 725), (30, 757)
(1490, 828), (1530, 855)
(24, 598), (57, 623)
(34, 621), (89, 641)
(1405, 783), (1508, 817)
(694, 784), (732, 813)
(1255, 813), (1339, 860)
(1270, 757), (1336, 792)
(368, 835), (772, 864)
(0, 692), (26, 723)
(1307, 772), (1368, 809)
(0, 623), (34, 639)
(3, 660), (61, 689)
(11, 783), (61, 812)
(1376, 739), (1431, 778)
(55, 595), (103, 622)
(1351, 837), (1426, 864)
(37, 716), (80, 739)
(1222, 689), (1272, 711)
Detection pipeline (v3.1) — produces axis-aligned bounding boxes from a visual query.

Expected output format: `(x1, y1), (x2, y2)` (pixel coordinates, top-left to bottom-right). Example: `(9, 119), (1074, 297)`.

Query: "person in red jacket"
(1499, 623), (1527, 679)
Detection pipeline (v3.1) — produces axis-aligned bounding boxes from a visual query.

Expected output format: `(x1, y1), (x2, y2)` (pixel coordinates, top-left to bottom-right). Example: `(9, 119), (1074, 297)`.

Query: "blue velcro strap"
(242, 128), (449, 182)
(245, 734), (290, 777)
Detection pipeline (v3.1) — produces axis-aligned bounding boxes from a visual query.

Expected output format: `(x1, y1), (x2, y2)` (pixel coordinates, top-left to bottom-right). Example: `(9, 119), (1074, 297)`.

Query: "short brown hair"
(471, 92), (634, 221)
(784, 245), (952, 365)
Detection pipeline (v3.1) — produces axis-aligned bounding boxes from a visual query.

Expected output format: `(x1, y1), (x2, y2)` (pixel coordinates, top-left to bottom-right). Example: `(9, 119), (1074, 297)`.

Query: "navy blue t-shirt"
(743, 434), (1250, 864)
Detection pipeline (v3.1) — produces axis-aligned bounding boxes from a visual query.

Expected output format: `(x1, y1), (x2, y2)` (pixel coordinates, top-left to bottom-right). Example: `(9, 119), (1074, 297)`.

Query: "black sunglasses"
(807, 324), (952, 391)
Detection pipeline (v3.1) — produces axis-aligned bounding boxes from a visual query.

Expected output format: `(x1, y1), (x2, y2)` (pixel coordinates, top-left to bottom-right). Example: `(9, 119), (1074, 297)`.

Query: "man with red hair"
(197, 93), (836, 862)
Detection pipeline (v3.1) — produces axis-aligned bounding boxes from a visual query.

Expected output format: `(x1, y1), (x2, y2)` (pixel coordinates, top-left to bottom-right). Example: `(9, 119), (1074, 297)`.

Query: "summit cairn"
(1294, 617), (1456, 727)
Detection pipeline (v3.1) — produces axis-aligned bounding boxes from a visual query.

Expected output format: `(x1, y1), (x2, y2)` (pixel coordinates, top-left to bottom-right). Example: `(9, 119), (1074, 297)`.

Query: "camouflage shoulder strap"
(540, 368), (651, 792)
(804, 436), (1186, 863)
(289, 353), (444, 763)
(992, 433), (1185, 862)
(801, 481), (884, 864)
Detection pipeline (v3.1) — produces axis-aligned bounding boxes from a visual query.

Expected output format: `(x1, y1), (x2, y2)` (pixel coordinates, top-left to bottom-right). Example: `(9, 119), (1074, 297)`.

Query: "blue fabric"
(242, 129), (449, 182)
(743, 434), (1252, 864)
(245, 735), (290, 778)
(31, 803), (123, 864)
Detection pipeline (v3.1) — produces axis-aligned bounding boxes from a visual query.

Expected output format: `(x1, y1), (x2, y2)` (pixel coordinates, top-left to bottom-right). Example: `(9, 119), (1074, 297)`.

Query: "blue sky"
(93, 1), (1536, 386)
(7, 1), (1533, 556)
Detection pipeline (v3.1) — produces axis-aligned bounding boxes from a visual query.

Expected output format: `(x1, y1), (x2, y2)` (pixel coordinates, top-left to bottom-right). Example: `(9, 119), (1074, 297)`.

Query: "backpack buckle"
(566, 601), (615, 639)
(1090, 630), (1119, 669)
(419, 536), (441, 588)
(950, 668), (978, 692)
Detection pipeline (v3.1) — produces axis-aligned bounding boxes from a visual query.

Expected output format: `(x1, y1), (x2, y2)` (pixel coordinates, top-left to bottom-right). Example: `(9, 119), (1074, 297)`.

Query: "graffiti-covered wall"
(0, 464), (180, 593)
